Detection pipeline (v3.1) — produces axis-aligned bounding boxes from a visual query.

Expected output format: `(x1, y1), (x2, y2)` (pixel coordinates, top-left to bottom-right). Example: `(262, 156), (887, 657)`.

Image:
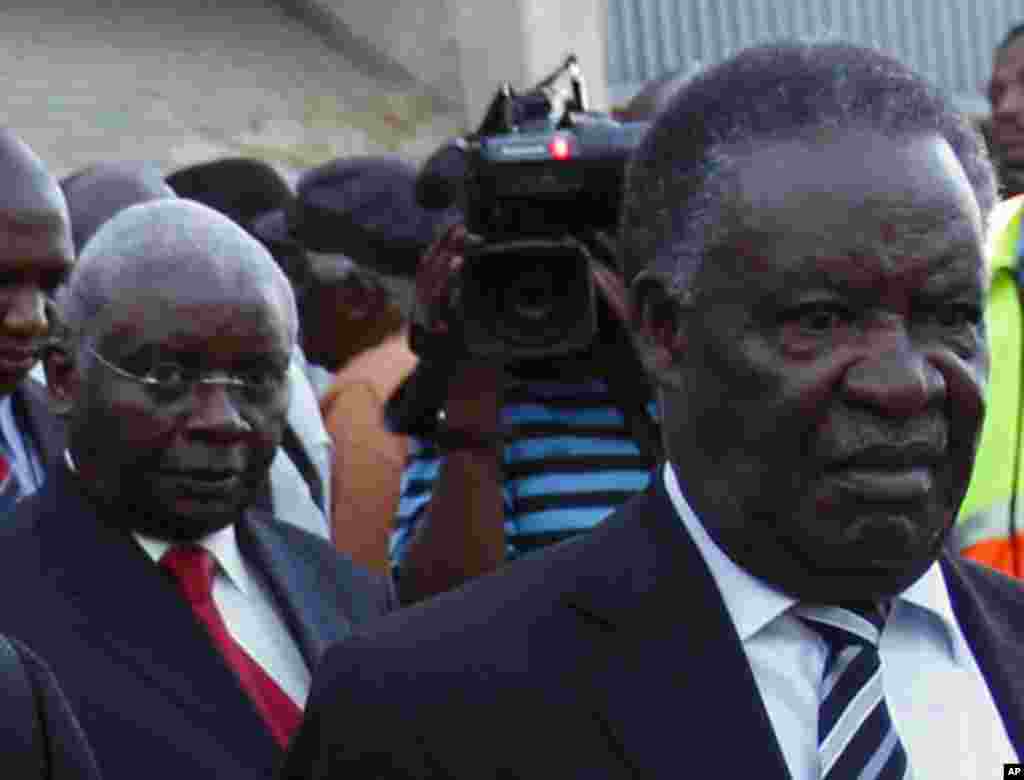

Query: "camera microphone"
(415, 139), (468, 210)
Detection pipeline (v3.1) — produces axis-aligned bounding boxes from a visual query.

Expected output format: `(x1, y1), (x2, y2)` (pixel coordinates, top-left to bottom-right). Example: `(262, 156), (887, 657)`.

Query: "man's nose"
(841, 335), (946, 419)
(2, 287), (48, 339)
(185, 383), (250, 440)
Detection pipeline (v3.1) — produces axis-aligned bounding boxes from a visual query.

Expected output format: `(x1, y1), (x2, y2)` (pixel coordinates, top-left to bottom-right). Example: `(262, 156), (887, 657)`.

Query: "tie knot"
(161, 545), (216, 605)
(795, 603), (884, 650)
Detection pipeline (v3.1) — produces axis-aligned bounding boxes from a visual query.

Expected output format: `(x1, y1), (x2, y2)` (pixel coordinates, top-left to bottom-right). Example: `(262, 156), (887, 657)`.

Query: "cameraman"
(393, 224), (659, 604)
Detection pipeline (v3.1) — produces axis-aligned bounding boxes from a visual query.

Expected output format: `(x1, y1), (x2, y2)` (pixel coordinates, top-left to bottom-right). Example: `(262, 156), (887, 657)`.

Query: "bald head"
(62, 161), (175, 253)
(60, 199), (298, 348)
(0, 130), (73, 396)
(0, 129), (69, 226)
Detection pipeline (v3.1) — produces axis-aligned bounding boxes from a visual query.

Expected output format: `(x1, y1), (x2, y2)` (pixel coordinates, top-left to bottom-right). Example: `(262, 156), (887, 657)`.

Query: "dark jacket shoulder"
(4, 636), (103, 780)
(240, 511), (395, 621)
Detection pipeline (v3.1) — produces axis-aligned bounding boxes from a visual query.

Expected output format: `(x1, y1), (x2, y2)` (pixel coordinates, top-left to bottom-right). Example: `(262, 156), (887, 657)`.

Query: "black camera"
(416, 55), (649, 360)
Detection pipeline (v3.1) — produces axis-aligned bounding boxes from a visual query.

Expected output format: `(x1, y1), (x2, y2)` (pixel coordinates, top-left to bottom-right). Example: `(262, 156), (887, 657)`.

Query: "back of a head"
(615, 69), (695, 122)
(290, 156), (461, 281)
(62, 161), (175, 253)
(619, 40), (997, 289)
(64, 199), (297, 344)
(166, 157), (293, 234)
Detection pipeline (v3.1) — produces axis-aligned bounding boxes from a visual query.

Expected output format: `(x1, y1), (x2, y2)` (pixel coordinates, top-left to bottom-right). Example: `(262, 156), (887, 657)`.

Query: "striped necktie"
(795, 604), (910, 780)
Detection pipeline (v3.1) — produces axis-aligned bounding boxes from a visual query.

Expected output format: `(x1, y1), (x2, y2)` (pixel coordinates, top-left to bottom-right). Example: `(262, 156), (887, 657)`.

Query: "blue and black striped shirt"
(391, 377), (657, 566)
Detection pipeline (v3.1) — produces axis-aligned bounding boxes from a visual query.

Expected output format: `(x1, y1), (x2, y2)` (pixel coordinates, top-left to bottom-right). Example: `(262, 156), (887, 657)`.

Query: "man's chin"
(127, 506), (239, 542)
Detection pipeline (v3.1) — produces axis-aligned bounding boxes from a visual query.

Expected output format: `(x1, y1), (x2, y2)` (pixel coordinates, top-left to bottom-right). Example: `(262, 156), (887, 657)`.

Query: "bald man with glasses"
(0, 199), (393, 780)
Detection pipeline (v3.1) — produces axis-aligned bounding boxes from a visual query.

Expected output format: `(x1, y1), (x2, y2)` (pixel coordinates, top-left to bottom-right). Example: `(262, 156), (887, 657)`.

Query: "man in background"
(0, 130), (74, 508)
(987, 22), (1024, 196)
(256, 156), (440, 574)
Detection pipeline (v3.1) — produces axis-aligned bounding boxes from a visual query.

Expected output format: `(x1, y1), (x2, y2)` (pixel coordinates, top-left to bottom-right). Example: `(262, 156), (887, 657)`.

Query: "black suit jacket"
(1, 636), (103, 780)
(282, 475), (1024, 779)
(0, 462), (393, 780)
(12, 377), (66, 474)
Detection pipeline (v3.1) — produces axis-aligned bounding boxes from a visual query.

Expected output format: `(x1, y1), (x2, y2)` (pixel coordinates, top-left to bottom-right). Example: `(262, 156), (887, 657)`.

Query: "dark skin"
(56, 271), (293, 542)
(301, 276), (403, 372)
(989, 36), (1024, 165)
(634, 130), (988, 603)
(0, 132), (74, 396)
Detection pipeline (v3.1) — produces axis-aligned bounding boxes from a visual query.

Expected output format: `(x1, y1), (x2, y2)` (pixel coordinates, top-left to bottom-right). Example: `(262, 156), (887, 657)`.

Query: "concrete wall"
(0, 0), (461, 178)
(309, 0), (609, 129)
(0, 0), (607, 180)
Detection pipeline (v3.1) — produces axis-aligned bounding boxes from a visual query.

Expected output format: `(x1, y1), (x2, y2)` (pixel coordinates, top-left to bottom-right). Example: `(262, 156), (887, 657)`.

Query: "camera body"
(421, 56), (649, 360)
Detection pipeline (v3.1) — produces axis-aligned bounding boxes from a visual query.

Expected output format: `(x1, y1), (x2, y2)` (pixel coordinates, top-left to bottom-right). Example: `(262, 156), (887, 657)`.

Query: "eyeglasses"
(86, 346), (288, 402)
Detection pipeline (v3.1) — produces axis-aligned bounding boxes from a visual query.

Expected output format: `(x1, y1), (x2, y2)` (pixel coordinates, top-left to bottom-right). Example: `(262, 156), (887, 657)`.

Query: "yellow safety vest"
(955, 194), (1024, 576)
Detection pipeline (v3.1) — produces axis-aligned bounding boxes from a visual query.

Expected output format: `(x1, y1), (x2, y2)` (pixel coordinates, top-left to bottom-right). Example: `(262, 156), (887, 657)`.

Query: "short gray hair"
(57, 198), (299, 349)
(620, 40), (997, 302)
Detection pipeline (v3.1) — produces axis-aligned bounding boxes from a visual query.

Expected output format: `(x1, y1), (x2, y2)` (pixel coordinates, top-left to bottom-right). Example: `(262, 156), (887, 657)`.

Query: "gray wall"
(0, 0), (459, 177)
(607, 0), (1022, 114)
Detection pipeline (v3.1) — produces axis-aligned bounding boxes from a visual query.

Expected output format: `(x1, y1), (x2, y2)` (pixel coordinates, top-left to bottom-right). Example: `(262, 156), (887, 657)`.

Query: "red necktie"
(161, 545), (303, 748)
(0, 447), (24, 515)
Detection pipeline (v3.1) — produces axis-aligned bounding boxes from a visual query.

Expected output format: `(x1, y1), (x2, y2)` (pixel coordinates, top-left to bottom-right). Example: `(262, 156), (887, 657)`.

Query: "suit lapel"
(36, 467), (280, 760)
(13, 379), (66, 469)
(565, 482), (792, 779)
(237, 511), (353, 667)
(941, 552), (1024, 757)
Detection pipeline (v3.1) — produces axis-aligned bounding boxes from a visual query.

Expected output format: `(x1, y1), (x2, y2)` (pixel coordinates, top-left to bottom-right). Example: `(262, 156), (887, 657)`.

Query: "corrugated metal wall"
(607, 0), (1022, 114)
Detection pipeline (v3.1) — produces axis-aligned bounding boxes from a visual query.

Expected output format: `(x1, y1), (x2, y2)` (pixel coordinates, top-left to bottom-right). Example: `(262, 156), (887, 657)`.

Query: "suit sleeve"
(13, 639), (103, 780)
(280, 638), (441, 779)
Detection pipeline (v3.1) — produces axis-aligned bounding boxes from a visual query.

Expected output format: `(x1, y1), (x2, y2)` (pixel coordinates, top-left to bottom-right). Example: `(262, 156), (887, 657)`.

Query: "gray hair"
(620, 40), (998, 302)
(57, 198), (299, 349)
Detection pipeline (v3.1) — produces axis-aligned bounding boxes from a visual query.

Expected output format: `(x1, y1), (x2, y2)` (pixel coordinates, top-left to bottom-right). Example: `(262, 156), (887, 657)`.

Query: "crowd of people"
(0, 24), (1022, 780)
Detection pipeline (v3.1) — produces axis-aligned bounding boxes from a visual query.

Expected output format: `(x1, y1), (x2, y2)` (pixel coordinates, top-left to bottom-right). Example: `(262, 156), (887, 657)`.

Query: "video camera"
(415, 55), (649, 360)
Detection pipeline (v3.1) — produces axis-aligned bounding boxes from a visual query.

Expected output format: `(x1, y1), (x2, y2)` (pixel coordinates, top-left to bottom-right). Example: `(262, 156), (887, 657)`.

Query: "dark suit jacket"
(282, 475), (1024, 779)
(2, 636), (103, 780)
(12, 377), (66, 474)
(0, 462), (393, 780)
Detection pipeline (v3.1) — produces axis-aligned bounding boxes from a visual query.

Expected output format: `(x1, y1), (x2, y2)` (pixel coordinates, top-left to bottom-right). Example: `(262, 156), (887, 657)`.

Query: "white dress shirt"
(663, 463), (1017, 779)
(134, 526), (311, 708)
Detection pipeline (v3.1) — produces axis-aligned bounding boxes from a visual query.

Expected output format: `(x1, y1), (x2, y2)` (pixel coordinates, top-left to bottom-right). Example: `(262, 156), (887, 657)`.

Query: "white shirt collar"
(662, 463), (966, 663)
(134, 525), (252, 597)
(64, 448), (252, 597)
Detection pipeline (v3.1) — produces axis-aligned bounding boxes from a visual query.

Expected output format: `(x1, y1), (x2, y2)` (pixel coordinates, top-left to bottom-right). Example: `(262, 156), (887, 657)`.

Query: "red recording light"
(548, 136), (571, 160)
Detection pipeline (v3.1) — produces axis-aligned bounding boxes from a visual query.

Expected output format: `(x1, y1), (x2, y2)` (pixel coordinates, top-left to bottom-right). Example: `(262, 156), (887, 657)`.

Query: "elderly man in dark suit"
(0, 130), (74, 506)
(0, 198), (392, 780)
(282, 41), (1023, 779)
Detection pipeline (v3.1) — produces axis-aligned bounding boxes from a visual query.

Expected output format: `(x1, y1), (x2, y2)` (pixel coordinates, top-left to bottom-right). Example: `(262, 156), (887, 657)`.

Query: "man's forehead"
(994, 40), (1024, 78)
(98, 291), (291, 353)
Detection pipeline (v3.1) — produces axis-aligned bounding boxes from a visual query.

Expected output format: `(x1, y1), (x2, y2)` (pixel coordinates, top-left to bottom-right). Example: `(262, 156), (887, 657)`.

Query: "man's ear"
(44, 346), (78, 417)
(629, 271), (688, 391)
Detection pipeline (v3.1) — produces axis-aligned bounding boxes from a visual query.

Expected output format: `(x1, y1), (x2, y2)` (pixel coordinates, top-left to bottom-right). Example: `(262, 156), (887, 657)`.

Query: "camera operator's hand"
(414, 223), (469, 336)
(414, 223), (503, 430)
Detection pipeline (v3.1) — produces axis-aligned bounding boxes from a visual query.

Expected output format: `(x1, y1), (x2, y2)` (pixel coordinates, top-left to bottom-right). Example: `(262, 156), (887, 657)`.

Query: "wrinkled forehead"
(724, 131), (982, 252)
(697, 130), (985, 296)
(96, 265), (292, 356)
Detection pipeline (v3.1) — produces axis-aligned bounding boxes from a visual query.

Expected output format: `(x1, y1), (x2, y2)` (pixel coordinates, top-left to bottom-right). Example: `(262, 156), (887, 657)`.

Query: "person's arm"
(396, 362), (505, 603)
(325, 380), (406, 575)
(390, 225), (511, 604)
